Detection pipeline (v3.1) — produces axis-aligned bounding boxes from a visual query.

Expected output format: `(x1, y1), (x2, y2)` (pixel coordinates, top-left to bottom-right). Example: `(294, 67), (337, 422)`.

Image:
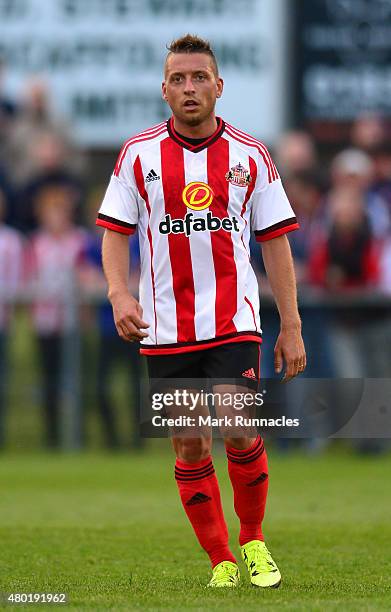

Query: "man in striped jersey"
(97, 34), (306, 588)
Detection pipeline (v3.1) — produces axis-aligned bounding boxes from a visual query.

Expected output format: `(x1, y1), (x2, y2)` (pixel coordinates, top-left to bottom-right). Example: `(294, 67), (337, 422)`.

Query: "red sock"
(226, 436), (268, 546)
(175, 456), (236, 568)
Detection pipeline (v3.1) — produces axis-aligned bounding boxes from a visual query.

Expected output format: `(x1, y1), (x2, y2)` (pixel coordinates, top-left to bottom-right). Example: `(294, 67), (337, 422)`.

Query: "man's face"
(162, 53), (223, 126)
(36, 187), (74, 234)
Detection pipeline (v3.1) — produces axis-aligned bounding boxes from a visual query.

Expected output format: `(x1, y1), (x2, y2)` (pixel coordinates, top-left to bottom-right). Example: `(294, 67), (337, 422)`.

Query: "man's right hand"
(109, 291), (150, 343)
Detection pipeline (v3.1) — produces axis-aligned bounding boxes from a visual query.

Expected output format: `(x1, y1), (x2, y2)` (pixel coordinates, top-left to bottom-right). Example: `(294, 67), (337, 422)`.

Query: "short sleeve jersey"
(97, 118), (299, 355)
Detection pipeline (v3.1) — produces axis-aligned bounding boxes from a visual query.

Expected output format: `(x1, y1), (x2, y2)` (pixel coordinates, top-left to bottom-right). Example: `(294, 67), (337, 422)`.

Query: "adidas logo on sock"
(247, 472), (268, 487)
(242, 367), (257, 380)
(145, 169), (160, 183)
(185, 492), (211, 506)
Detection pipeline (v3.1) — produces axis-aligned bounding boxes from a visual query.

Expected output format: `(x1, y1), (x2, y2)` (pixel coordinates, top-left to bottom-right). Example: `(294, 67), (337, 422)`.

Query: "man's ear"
(162, 82), (168, 101)
(216, 77), (224, 99)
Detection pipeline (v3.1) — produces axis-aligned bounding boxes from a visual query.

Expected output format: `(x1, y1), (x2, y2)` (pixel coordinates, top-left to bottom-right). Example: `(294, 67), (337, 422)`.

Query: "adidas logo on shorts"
(242, 367), (257, 380)
(145, 169), (160, 183)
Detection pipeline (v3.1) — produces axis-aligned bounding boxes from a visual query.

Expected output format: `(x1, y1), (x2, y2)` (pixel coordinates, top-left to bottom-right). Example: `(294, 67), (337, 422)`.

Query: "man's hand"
(110, 291), (149, 343)
(274, 323), (306, 381)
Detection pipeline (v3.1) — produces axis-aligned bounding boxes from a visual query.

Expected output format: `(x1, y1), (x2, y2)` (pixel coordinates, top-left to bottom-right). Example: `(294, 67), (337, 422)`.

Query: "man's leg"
(206, 342), (268, 545)
(207, 342), (281, 587)
(173, 435), (237, 569)
(212, 385), (268, 547)
(226, 432), (280, 587)
(224, 434), (268, 546)
(213, 400), (280, 587)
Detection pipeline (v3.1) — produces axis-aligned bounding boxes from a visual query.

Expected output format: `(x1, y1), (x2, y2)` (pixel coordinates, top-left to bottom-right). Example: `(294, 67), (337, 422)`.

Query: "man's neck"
(172, 114), (218, 139)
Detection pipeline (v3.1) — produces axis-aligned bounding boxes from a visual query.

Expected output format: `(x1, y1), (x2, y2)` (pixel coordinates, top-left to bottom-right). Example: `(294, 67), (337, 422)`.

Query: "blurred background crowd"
(0, 70), (144, 450)
(1, 0), (391, 453)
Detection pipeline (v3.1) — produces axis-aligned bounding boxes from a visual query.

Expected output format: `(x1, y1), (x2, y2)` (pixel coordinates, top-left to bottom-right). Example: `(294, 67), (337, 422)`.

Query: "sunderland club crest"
(225, 162), (252, 187)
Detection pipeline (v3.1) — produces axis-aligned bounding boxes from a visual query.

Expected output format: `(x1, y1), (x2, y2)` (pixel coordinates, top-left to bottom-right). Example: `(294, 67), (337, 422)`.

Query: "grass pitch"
(0, 445), (390, 611)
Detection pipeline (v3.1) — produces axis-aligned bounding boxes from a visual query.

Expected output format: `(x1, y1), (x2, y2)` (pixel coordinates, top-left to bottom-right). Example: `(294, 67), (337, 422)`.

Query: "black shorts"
(146, 341), (261, 392)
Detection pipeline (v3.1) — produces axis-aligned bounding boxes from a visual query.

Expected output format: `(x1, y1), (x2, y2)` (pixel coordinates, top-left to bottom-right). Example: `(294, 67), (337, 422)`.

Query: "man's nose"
(184, 77), (195, 93)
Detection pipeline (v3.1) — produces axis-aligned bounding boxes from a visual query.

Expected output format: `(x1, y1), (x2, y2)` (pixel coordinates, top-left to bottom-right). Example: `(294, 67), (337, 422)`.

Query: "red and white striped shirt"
(97, 118), (299, 355)
(27, 228), (87, 334)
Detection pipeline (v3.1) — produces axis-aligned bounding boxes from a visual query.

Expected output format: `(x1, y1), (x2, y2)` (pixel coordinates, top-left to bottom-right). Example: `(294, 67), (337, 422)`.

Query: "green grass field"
(0, 446), (390, 611)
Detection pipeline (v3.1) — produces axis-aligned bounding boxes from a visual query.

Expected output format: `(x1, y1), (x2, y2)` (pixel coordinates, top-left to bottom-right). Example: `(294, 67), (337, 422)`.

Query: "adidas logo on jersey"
(145, 169), (160, 183)
(159, 212), (240, 237)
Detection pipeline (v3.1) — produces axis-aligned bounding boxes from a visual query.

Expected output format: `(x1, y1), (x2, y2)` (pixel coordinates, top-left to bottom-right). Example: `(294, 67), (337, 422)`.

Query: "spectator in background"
(330, 149), (390, 240)
(15, 135), (84, 232)
(80, 187), (144, 450)
(274, 130), (318, 177)
(26, 184), (87, 449)
(0, 187), (23, 448)
(351, 114), (385, 153)
(8, 78), (84, 186)
(309, 186), (380, 291)
(6, 79), (85, 232)
(351, 114), (391, 214)
(309, 185), (383, 379)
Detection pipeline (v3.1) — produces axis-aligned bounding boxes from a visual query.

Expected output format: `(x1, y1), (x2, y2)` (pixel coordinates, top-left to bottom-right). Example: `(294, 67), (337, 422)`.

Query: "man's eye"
(173, 76), (183, 83)
(196, 74), (206, 81)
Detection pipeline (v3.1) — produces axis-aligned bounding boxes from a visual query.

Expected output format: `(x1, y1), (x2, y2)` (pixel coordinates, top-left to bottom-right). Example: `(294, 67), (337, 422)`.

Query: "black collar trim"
(167, 117), (225, 152)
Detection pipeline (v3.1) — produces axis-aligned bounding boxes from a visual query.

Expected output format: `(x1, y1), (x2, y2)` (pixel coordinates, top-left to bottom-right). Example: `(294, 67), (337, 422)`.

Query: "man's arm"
(102, 229), (149, 342)
(261, 234), (306, 380)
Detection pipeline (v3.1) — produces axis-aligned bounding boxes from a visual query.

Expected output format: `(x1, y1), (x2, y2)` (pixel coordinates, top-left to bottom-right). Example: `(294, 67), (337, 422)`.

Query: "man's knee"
(174, 437), (212, 462)
(224, 436), (257, 450)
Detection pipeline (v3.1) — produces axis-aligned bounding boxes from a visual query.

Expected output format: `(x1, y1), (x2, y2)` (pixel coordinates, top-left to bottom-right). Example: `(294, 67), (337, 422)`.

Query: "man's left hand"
(274, 324), (306, 382)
